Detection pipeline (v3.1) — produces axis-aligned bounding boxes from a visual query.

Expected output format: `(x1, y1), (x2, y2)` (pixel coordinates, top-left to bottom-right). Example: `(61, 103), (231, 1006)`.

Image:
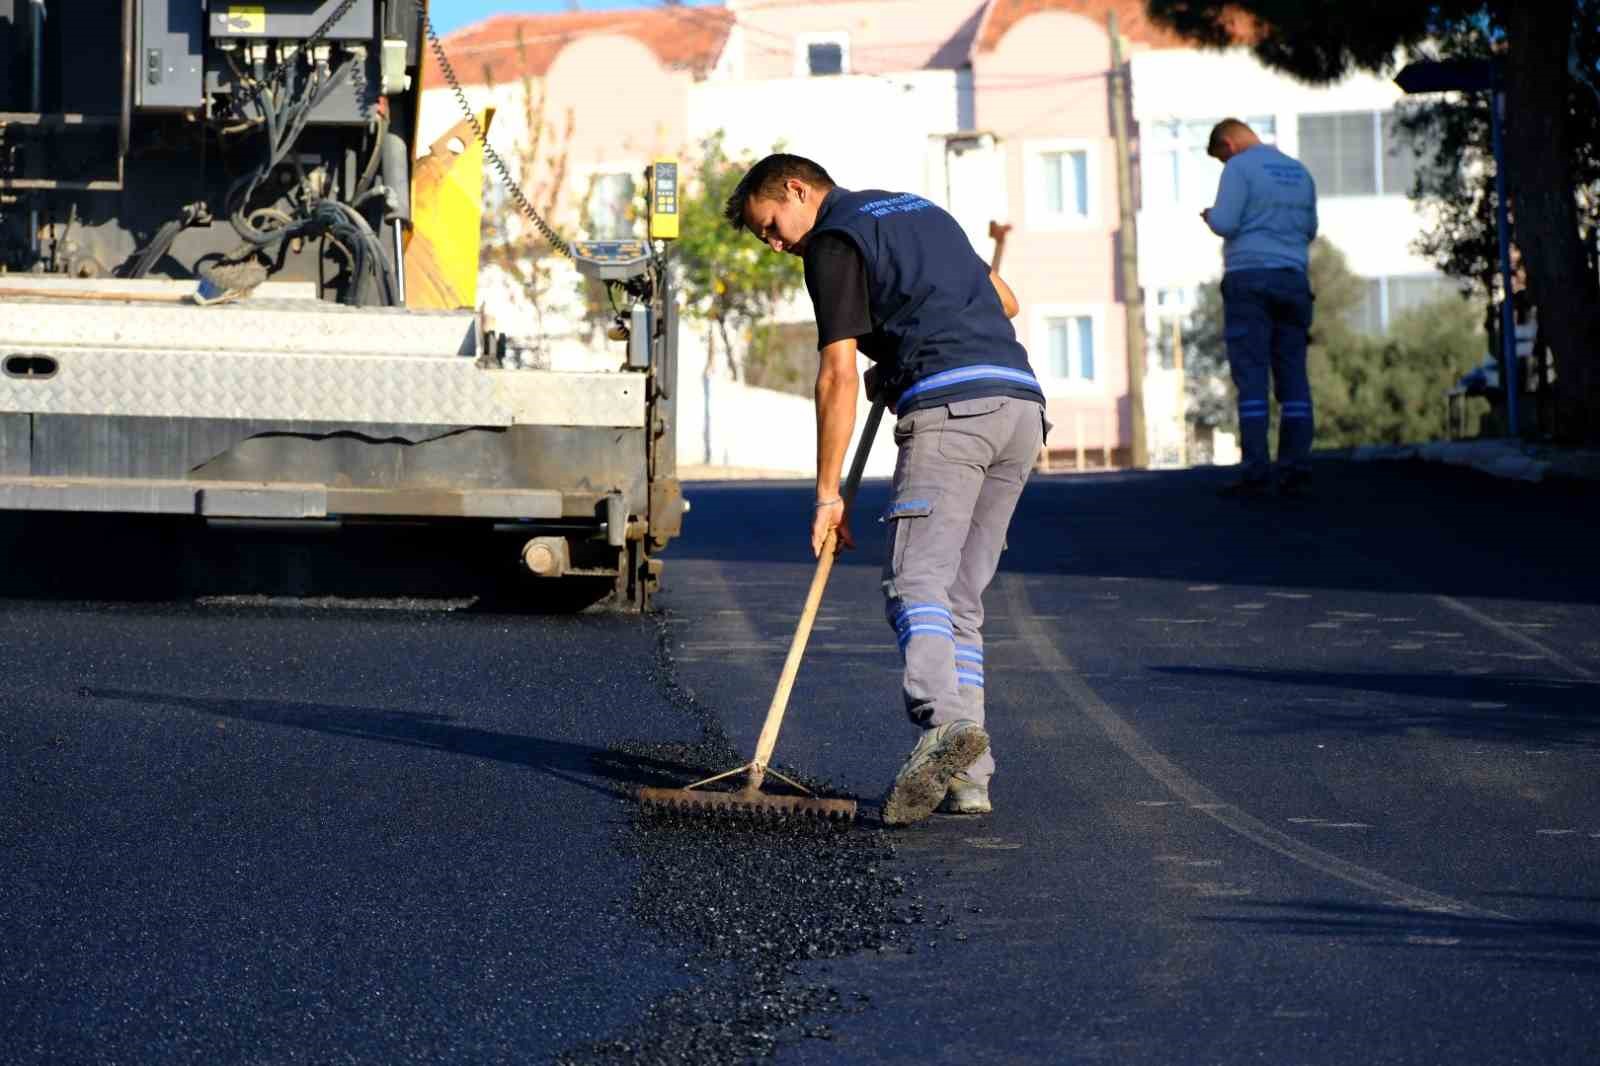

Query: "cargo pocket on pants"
(939, 397), (1005, 464)
(883, 491), (936, 578)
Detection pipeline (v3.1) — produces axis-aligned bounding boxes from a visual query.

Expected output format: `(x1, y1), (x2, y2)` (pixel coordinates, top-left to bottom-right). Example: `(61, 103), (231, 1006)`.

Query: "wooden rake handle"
(750, 399), (888, 771)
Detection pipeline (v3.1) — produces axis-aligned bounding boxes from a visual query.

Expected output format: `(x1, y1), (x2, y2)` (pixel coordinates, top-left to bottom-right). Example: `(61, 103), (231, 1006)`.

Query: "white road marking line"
(1436, 595), (1595, 679)
(1002, 574), (1510, 921)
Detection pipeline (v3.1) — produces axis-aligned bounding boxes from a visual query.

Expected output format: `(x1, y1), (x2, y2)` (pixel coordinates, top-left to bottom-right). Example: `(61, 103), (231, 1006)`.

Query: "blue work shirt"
(1205, 145), (1318, 274)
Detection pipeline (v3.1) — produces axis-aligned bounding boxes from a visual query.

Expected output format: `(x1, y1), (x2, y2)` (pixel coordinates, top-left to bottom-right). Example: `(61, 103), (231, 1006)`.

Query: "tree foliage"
(1144, 2), (1482, 84)
(476, 31), (575, 362)
(1184, 237), (1485, 446)
(673, 132), (809, 392)
(1391, 12), (1600, 372)
(1147, 0), (1600, 441)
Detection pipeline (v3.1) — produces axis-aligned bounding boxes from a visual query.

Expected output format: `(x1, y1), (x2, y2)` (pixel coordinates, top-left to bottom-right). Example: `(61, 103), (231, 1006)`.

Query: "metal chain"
(418, 2), (572, 259)
(216, 0), (575, 260)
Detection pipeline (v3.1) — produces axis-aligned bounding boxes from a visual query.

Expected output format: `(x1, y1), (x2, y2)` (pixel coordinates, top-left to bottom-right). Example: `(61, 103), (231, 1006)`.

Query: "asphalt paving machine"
(0, 0), (682, 608)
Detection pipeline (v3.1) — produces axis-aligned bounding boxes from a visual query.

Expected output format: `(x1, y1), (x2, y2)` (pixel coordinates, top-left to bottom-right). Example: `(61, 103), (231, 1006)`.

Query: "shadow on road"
(671, 461), (1600, 605)
(1201, 900), (1600, 975)
(82, 687), (702, 797)
(1153, 666), (1600, 747)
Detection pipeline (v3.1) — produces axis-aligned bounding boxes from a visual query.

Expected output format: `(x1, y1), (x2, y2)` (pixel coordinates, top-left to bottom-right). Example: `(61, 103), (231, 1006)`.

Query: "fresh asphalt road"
(2, 458), (1598, 1064)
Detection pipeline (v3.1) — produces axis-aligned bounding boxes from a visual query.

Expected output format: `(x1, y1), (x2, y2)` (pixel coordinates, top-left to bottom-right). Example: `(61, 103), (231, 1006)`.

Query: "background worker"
(1202, 118), (1320, 497)
(723, 154), (1046, 827)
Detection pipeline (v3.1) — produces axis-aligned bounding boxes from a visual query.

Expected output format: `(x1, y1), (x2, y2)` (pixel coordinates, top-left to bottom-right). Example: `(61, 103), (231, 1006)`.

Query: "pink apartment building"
(424, 0), (1186, 466)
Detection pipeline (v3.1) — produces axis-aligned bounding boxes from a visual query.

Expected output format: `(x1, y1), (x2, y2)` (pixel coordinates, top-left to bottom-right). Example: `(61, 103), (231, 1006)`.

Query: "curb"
(1340, 440), (1600, 484)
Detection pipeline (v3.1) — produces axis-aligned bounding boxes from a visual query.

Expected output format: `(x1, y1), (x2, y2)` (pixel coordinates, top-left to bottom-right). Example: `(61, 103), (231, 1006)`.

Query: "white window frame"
(1024, 138), (1098, 231)
(795, 32), (850, 78)
(573, 163), (645, 242)
(1031, 303), (1106, 392)
(1295, 110), (1411, 200)
(1141, 115), (1278, 211)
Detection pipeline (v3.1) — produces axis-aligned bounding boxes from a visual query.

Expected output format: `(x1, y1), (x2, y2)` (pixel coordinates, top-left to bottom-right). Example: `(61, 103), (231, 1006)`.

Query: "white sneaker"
(936, 775), (991, 815)
(881, 720), (990, 827)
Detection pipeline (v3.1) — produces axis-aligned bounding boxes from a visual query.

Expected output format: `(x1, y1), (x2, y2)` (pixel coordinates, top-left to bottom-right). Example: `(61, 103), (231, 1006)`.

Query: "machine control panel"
(649, 159), (679, 240)
(570, 240), (652, 282)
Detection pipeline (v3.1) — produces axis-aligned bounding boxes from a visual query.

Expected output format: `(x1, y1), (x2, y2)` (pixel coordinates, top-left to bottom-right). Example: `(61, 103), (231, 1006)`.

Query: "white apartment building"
(1131, 48), (1459, 406)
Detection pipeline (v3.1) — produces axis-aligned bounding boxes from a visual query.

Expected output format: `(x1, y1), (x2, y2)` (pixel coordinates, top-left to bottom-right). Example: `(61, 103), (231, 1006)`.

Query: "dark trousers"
(1222, 268), (1314, 481)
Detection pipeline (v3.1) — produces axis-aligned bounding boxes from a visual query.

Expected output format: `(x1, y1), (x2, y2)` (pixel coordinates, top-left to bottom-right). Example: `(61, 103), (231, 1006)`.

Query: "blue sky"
(427, 0), (721, 36)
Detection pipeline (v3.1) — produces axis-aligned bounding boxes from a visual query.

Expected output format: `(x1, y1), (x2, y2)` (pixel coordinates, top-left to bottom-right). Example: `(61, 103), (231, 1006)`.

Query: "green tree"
(1184, 237), (1484, 446)
(1392, 11), (1600, 429)
(1146, 0), (1600, 442)
(1184, 237), (1365, 433)
(673, 132), (810, 395)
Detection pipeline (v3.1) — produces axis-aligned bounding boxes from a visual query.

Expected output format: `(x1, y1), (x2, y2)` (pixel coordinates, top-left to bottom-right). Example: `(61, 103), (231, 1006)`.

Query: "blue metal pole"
(1489, 85), (1520, 437)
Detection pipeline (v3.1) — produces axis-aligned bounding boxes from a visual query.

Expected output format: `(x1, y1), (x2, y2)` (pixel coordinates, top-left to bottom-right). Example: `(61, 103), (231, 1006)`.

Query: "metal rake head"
(638, 785), (857, 823)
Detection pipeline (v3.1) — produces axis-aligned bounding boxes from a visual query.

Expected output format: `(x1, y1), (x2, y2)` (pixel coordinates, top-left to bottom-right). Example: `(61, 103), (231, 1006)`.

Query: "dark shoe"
(882, 720), (990, 827)
(1217, 478), (1272, 499)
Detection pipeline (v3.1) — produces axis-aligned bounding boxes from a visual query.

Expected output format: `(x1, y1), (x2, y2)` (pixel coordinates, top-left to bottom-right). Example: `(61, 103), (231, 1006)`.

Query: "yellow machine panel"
(404, 109), (495, 310)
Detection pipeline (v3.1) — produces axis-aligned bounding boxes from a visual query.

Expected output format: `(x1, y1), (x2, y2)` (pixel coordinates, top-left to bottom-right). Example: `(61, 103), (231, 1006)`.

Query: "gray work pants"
(881, 394), (1046, 786)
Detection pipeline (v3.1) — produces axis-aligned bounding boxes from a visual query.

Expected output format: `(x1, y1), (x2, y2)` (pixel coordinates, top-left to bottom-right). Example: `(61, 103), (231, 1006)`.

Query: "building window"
(583, 171), (637, 240)
(1043, 151), (1088, 216)
(1297, 111), (1419, 198)
(1142, 116), (1276, 208)
(1152, 287), (1193, 370)
(1348, 273), (1461, 333)
(1155, 286), (1192, 316)
(1044, 315), (1096, 381)
(796, 33), (849, 77)
(1026, 140), (1095, 228)
(1381, 113), (1419, 197)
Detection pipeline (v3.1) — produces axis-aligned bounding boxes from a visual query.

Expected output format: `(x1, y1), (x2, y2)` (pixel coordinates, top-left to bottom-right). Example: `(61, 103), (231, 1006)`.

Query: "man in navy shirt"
(725, 154), (1047, 826)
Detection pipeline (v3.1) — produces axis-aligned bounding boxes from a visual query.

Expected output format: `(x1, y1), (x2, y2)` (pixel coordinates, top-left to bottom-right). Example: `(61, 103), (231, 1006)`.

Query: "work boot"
(936, 774), (991, 815)
(881, 719), (989, 827)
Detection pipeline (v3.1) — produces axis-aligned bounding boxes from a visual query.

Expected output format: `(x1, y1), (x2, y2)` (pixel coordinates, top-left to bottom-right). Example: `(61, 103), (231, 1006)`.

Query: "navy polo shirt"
(801, 187), (1041, 415)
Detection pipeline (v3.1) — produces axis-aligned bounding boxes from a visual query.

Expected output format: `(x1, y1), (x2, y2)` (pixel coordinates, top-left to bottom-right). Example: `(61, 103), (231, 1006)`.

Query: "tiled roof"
(973, 0), (1224, 54)
(421, 6), (734, 88)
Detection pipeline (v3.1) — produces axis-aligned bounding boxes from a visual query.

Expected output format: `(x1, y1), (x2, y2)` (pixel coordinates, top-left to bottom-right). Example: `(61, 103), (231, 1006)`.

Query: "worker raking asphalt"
(557, 622), (962, 1064)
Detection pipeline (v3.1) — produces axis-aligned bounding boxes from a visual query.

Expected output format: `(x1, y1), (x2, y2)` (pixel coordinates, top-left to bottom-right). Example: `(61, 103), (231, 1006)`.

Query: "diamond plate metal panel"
(0, 349), (644, 428)
(1, 299), (477, 357)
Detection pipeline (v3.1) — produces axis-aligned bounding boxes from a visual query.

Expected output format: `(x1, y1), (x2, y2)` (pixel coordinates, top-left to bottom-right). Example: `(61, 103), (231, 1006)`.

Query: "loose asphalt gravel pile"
(555, 619), (960, 1064)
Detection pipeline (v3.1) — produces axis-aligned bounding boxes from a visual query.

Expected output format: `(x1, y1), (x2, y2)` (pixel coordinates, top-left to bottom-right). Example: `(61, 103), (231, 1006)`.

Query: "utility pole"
(1107, 11), (1148, 468)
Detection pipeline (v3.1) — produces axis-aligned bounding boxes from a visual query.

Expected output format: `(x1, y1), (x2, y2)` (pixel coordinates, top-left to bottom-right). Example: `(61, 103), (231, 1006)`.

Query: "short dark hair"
(722, 154), (835, 230)
(1207, 118), (1253, 158)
